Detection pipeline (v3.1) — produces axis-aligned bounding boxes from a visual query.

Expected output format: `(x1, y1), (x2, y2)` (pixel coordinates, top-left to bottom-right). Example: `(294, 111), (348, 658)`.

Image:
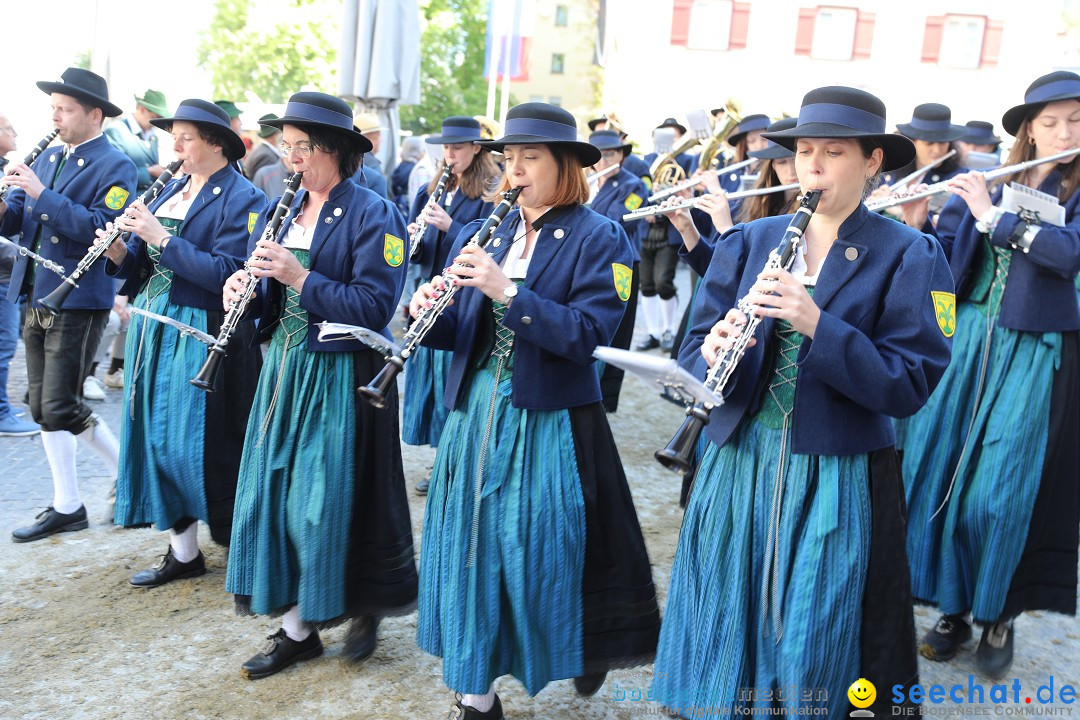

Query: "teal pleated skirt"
(902, 301), (1059, 621)
(225, 331), (358, 622)
(114, 293), (209, 531)
(417, 357), (587, 696)
(401, 345), (452, 447)
(654, 417), (871, 717)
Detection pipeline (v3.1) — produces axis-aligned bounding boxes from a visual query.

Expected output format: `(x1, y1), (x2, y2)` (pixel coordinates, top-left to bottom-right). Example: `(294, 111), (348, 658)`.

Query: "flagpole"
(499, 0), (521, 124)
(485, 0), (500, 119)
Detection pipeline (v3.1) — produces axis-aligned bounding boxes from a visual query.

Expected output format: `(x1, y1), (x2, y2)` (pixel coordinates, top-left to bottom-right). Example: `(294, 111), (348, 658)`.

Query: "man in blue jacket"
(0, 67), (138, 542)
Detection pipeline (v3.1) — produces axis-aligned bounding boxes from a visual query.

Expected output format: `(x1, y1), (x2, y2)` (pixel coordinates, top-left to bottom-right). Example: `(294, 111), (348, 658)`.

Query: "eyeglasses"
(0, 126), (14, 134)
(600, 150), (622, 160)
(277, 142), (317, 158)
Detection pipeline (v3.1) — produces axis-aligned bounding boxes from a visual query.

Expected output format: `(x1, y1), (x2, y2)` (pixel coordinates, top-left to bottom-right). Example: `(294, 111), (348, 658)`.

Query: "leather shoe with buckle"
(574, 671), (607, 697)
(974, 620), (1014, 679)
(343, 615), (379, 664)
(447, 694), (504, 720)
(130, 547), (207, 588)
(919, 613), (972, 661)
(12, 505), (88, 543)
(242, 628), (323, 679)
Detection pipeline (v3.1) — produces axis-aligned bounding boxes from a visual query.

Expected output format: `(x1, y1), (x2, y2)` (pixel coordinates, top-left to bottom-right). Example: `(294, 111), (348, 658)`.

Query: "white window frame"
(687, 0), (733, 51)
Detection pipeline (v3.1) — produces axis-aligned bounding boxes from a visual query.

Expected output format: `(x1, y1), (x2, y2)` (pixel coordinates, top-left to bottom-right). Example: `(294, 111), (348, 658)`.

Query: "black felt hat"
(426, 116), (483, 144)
(477, 102), (600, 166)
(588, 130), (632, 153)
(262, 92), (372, 153)
(728, 114), (771, 147)
(655, 116), (687, 136)
(762, 86), (915, 172)
(151, 99), (247, 161)
(748, 118), (796, 160)
(1002, 71), (1080, 137)
(959, 120), (1002, 146)
(36, 67), (122, 117)
(896, 103), (965, 143)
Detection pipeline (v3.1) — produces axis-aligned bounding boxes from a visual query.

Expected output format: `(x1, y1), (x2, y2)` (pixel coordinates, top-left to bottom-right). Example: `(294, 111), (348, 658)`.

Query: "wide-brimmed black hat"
(959, 120), (1002, 146)
(427, 116), (483, 144)
(728, 114), (771, 147)
(588, 130), (632, 154)
(762, 86), (915, 172)
(150, 99), (247, 161)
(587, 116), (607, 132)
(656, 117), (687, 136)
(748, 118), (796, 160)
(37, 67), (122, 117)
(1002, 71), (1080, 136)
(896, 103), (965, 143)
(477, 102), (600, 166)
(263, 92), (372, 153)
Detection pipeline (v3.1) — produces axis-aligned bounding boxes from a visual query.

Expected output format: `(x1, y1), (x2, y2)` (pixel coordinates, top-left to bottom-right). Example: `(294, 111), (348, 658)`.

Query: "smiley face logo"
(848, 678), (876, 709)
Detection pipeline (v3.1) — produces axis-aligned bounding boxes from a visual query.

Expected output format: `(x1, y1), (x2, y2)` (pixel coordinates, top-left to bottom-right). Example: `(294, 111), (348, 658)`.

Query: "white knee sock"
(461, 687), (496, 713)
(41, 430), (81, 514)
(640, 295), (661, 337)
(660, 296), (680, 334)
(169, 523), (200, 563)
(282, 605), (313, 642)
(75, 413), (119, 477)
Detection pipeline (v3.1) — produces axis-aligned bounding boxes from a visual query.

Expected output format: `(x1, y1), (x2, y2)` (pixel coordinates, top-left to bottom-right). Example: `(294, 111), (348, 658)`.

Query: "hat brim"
(658, 122), (687, 135)
(476, 135), (602, 166)
(748, 145), (793, 160)
(960, 133), (1002, 146)
(1001, 93), (1080, 136)
(150, 116), (247, 161)
(589, 141), (633, 154)
(896, 123), (966, 143)
(135, 96), (169, 117)
(426, 134), (482, 145)
(37, 81), (122, 117)
(762, 124), (915, 172)
(263, 116), (373, 153)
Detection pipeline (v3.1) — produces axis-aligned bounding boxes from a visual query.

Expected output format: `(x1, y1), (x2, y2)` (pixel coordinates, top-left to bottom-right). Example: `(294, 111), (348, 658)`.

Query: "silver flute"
(648, 158), (755, 202)
(624, 182), (799, 221)
(0, 236), (65, 278)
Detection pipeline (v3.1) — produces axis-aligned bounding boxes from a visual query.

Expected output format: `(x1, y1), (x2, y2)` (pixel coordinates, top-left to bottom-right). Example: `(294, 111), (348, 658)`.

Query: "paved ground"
(1, 264), (1077, 719)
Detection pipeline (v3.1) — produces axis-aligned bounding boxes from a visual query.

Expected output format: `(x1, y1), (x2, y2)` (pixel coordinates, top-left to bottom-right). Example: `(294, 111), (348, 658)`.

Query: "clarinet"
(409, 162), (454, 259)
(359, 186), (523, 409)
(655, 189), (821, 474)
(191, 171), (303, 391)
(39, 158), (185, 314)
(0, 129), (60, 204)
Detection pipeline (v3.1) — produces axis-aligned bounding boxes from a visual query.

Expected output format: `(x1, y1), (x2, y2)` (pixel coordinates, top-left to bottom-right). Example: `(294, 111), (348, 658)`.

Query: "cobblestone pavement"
(1, 267), (1077, 720)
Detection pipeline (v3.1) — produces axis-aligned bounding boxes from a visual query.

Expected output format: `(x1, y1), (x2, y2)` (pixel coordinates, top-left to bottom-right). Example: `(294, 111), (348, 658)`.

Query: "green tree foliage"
(400, 0), (496, 134)
(198, 0), (340, 103)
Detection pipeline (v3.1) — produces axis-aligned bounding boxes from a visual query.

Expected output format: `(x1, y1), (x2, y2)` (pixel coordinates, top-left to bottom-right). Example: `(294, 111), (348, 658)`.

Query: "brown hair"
(736, 158), (800, 223)
(196, 125), (243, 163)
(487, 145), (590, 206)
(428, 147), (501, 200)
(731, 137), (749, 164)
(995, 112), (1080, 203)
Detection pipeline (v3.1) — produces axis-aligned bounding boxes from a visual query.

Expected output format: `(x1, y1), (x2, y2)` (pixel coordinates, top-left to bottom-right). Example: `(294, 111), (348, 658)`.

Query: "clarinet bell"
(38, 279), (76, 315)
(654, 405), (711, 474)
(190, 347), (225, 391)
(357, 356), (404, 409)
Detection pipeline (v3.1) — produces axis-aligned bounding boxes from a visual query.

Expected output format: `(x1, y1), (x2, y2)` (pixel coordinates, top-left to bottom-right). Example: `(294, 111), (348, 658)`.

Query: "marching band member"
(223, 92), (418, 679)
(716, 113), (770, 192)
(654, 86), (954, 717)
(99, 99), (266, 587)
(403, 116), (499, 495)
(955, 120), (1003, 168)
(900, 71), (1080, 679)
(586, 129), (648, 412)
(411, 102), (660, 720)
(3, 68), (138, 543)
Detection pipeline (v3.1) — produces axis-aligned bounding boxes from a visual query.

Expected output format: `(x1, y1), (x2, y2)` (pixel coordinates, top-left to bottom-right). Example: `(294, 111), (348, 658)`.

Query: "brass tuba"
(695, 100), (743, 173)
(648, 106), (736, 190)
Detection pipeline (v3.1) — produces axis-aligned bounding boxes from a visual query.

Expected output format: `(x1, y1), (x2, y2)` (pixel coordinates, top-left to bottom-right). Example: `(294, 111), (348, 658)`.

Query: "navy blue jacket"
(250, 179), (408, 351)
(351, 155), (389, 199)
(623, 154), (652, 192)
(408, 186), (493, 278)
(106, 166), (267, 309)
(930, 172), (1080, 332)
(2, 134), (138, 309)
(680, 203), (954, 455)
(588, 166), (646, 261)
(422, 204), (633, 410)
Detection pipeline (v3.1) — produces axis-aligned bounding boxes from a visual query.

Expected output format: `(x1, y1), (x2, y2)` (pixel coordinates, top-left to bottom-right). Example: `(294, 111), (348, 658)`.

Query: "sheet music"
(1001, 182), (1065, 227)
(129, 306), (215, 345)
(593, 346), (722, 406)
(316, 322), (402, 357)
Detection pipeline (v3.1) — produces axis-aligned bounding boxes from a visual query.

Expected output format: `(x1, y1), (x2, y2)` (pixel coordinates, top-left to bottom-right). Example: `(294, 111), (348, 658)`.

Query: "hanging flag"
(484, 0), (534, 81)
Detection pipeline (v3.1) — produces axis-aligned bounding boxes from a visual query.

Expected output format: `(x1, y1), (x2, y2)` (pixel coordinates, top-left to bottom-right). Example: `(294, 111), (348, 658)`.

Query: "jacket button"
(845, 247), (859, 261)
(50, 236), (59, 244)
(553, 228), (564, 239)
(40, 213), (49, 221)
(521, 316), (532, 325)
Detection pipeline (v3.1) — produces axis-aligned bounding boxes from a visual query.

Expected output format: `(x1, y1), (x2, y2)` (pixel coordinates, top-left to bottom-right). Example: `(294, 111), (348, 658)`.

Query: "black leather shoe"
(130, 548), (207, 588)
(343, 615), (379, 664)
(635, 335), (660, 351)
(974, 620), (1014, 679)
(574, 671), (607, 697)
(242, 628), (323, 679)
(447, 694), (504, 720)
(919, 613), (972, 661)
(12, 505), (88, 543)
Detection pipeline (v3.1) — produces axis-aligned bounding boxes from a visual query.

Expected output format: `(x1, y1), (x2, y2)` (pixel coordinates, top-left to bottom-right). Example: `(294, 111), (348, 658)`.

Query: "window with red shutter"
(922, 15), (945, 63)
(671, 0), (693, 46)
(795, 7), (816, 56)
(981, 19), (1004, 67)
(852, 11), (875, 60)
(730, 1), (751, 49)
